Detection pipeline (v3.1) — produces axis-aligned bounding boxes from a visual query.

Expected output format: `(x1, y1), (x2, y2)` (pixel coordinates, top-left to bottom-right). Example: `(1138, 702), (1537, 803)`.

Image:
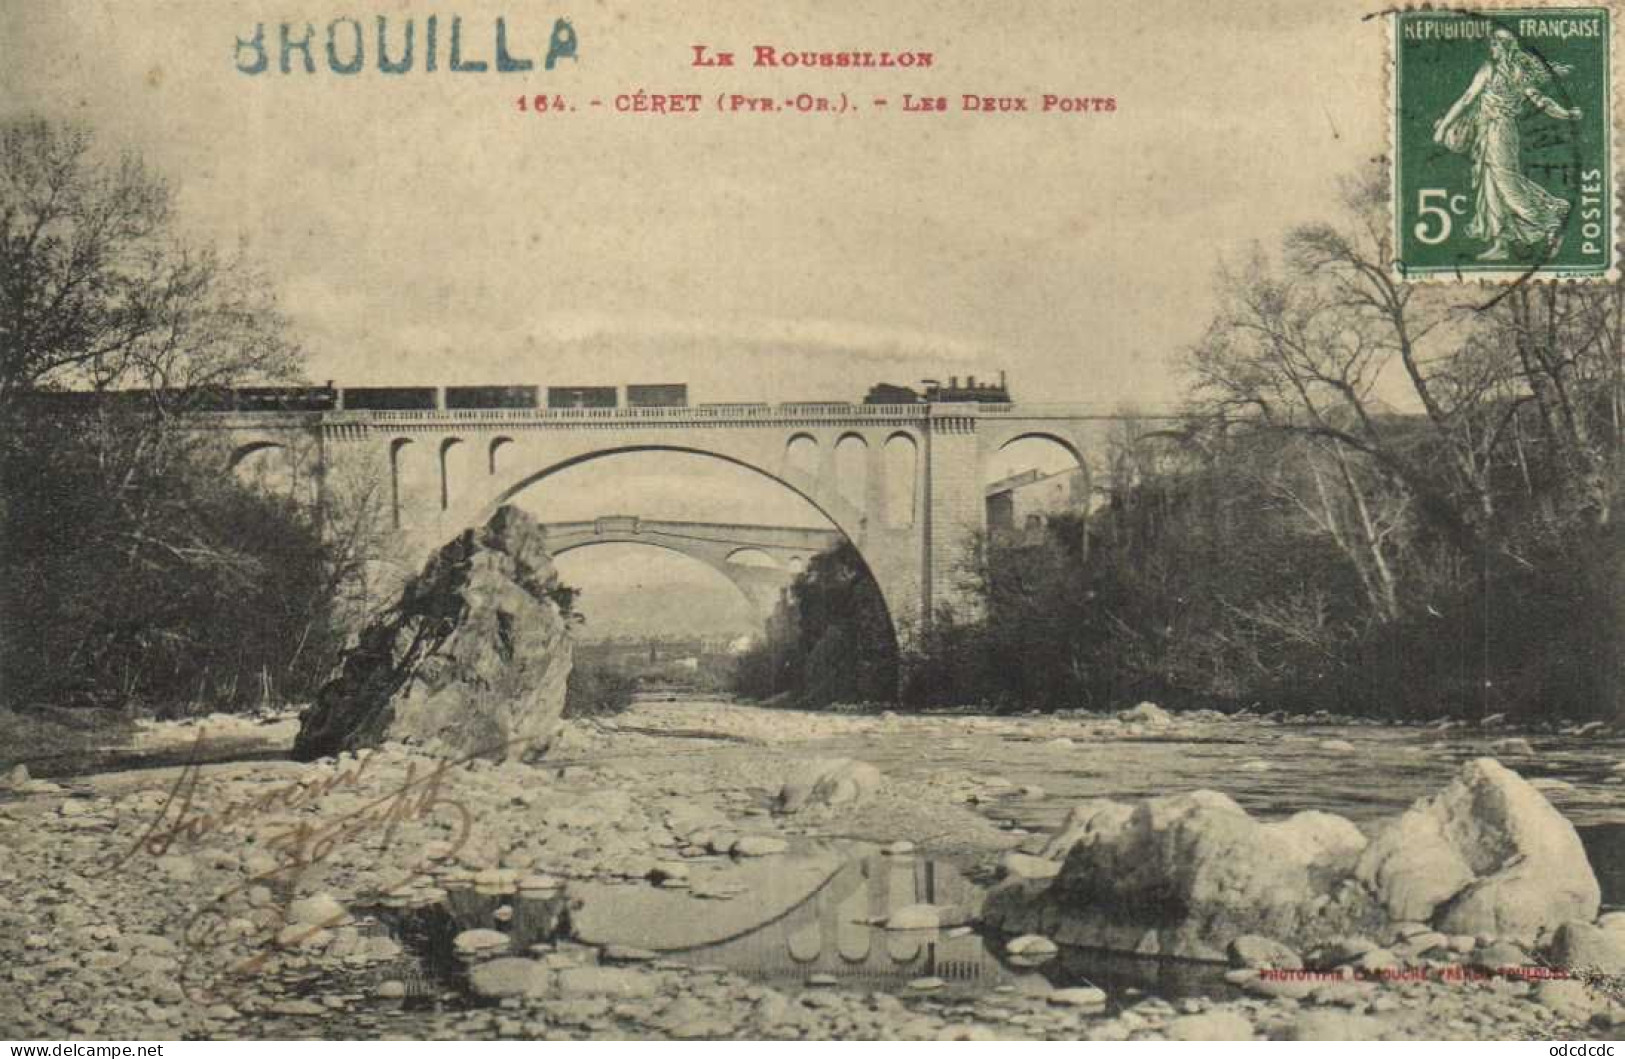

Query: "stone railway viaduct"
(213, 399), (1179, 643)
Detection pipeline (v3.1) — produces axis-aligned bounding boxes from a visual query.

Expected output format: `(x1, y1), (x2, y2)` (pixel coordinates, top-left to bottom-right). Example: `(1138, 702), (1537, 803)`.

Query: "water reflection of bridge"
(684, 855), (1003, 991)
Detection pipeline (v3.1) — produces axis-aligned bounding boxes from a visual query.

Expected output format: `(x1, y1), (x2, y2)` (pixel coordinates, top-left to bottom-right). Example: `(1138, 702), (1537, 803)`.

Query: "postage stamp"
(1391, 6), (1615, 280)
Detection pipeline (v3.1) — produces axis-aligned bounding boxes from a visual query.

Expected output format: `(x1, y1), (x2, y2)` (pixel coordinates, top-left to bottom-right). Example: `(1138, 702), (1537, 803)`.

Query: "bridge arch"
(227, 440), (287, 471)
(545, 536), (781, 620)
(726, 547), (781, 568)
(882, 432), (918, 529)
(439, 437), (467, 510)
(995, 430), (1087, 471)
(785, 433), (819, 478)
(475, 444), (900, 645)
(388, 437), (416, 528)
(488, 436), (514, 475)
(834, 433), (869, 508)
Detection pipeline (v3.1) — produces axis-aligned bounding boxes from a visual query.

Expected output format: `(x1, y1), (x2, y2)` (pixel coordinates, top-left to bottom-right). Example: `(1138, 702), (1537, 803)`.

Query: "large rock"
(1355, 758), (1599, 942)
(293, 506), (573, 763)
(986, 790), (1380, 960)
(1119, 701), (1173, 727)
(773, 758), (882, 813)
(1548, 921), (1625, 975)
(988, 757), (1600, 963)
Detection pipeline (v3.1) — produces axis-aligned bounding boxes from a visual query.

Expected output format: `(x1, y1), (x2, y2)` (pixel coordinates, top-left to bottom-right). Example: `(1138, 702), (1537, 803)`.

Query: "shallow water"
(358, 850), (1234, 1007)
(802, 720), (1625, 905)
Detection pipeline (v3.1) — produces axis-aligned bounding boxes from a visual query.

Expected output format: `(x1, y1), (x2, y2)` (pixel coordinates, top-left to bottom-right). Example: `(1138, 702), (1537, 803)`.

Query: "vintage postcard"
(2, 0), (1624, 1047)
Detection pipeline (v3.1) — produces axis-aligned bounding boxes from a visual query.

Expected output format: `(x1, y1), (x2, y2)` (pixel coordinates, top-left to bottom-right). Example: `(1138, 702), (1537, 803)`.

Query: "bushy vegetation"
(751, 166), (1625, 723)
(732, 541), (898, 707)
(562, 663), (639, 718)
(0, 119), (387, 717)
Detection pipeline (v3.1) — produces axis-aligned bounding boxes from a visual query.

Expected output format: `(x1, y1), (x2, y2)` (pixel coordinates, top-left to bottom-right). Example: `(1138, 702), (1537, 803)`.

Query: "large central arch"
(471, 444), (905, 648)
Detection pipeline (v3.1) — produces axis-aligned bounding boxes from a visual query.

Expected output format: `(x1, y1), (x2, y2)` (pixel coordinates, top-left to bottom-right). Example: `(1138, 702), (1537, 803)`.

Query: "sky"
(3, 0), (1391, 636)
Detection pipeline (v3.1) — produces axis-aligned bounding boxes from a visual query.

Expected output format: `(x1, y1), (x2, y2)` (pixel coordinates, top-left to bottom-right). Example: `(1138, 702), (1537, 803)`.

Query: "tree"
(0, 118), (313, 710)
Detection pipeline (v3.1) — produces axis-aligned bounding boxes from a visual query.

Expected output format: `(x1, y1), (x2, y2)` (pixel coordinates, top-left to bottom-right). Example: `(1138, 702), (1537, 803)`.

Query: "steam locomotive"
(862, 371), (1011, 405)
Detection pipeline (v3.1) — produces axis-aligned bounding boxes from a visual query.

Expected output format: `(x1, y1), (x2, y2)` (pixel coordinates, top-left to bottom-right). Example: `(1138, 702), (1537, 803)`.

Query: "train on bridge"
(23, 372), (1013, 413)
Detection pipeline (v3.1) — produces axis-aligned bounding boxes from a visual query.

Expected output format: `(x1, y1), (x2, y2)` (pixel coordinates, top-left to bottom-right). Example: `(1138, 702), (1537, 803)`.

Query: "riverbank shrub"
(730, 541), (898, 707)
(563, 664), (639, 718)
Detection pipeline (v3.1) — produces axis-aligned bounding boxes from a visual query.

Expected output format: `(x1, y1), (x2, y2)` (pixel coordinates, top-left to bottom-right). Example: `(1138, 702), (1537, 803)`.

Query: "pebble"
(886, 904), (944, 930)
(1006, 934), (1058, 958)
(1165, 1011), (1254, 1040)
(453, 928), (511, 956)
(556, 966), (659, 999)
(518, 874), (563, 891)
(1289, 1011), (1383, 1040)
(469, 957), (551, 999)
(1049, 986), (1108, 1008)
(730, 834), (789, 857)
(287, 893), (347, 927)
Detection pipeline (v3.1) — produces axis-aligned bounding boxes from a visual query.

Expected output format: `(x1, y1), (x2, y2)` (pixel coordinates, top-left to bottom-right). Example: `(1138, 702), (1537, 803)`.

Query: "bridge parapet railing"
(305, 403), (940, 425)
(182, 401), (1165, 426)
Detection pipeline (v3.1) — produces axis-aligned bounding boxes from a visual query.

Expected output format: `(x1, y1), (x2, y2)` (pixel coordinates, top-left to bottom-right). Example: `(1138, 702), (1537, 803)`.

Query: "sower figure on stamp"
(1432, 27), (1583, 261)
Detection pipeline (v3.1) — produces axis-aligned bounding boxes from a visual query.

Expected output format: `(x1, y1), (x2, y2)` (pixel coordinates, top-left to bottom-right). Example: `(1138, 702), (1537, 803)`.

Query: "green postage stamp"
(1392, 6), (1615, 280)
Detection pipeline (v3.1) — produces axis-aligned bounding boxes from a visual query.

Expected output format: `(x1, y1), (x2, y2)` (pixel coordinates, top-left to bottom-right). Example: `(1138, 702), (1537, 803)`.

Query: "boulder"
(555, 966), (659, 998)
(1534, 979), (1602, 1022)
(1227, 934), (1303, 970)
(1118, 702), (1173, 727)
(1006, 934), (1058, 957)
(1000, 851), (1063, 882)
(1288, 1012), (1383, 1041)
(1039, 799), (1136, 861)
(293, 506), (573, 763)
(986, 790), (1381, 961)
(1356, 758), (1599, 942)
(1354, 809), (1474, 923)
(1473, 940), (1531, 968)
(773, 758), (882, 813)
(983, 757), (1601, 962)
(1548, 921), (1625, 975)
(287, 893), (347, 927)
(730, 834), (789, 857)
(1164, 1011), (1253, 1041)
(469, 957), (552, 999)
(452, 928), (511, 956)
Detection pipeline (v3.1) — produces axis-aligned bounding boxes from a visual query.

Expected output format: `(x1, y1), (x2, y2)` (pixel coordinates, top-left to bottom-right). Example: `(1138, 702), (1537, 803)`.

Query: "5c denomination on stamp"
(1392, 6), (1614, 280)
